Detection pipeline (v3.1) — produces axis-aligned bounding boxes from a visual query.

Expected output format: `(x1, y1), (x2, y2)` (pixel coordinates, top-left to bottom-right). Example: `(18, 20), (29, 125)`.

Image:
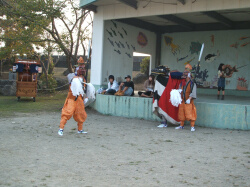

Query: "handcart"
(14, 59), (42, 102)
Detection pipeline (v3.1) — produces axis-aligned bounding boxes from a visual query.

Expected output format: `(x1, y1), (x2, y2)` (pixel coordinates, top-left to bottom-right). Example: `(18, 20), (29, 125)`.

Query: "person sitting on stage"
(115, 75), (134, 96)
(175, 66), (197, 132)
(102, 75), (119, 95)
(58, 60), (88, 136)
(217, 63), (225, 100)
(138, 74), (155, 98)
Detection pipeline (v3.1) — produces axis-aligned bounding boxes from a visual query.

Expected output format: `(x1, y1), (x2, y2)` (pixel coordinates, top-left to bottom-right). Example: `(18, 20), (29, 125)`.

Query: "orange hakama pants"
(59, 89), (87, 131)
(178, 102), (197, 127)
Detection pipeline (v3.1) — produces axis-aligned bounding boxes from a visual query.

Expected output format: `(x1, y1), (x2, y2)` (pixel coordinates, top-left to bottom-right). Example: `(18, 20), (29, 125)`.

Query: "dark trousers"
(105, 89), (117, 95)
(138, 91), (152, 97)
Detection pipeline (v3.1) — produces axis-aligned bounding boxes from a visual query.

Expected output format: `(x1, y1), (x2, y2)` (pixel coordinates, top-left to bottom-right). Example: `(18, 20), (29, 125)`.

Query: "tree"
(0, 0), (93, 73)
(140, 56), (150, 75)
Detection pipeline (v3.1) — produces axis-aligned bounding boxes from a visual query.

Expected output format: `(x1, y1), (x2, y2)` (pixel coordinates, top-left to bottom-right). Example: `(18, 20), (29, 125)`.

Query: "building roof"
(80, 0), (250, 33)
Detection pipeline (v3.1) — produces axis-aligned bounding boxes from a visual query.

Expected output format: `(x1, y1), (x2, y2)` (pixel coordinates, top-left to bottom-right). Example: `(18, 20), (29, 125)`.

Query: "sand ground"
(0, 109), (249, 187)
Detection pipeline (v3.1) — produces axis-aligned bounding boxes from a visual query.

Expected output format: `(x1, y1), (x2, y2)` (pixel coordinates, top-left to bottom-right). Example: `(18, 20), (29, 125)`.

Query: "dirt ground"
(0, 109), (249, 187)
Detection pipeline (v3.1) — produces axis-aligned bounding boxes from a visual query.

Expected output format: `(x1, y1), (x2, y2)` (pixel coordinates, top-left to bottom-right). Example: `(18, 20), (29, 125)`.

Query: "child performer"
(217, 63), (225, 100)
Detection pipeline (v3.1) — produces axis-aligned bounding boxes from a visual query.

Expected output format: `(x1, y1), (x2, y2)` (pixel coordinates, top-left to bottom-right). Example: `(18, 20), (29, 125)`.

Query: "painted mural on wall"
(177, 55), (188, 63)
(161, 30), (250, 90)
(230, 42), (239, 49)
(192, 64), (209, 87)
(184, 57), (195, 65)
(137, 32), (148, 47)
(189, 42), (202, 55)
(164, 36), (180, 56)
(105, 20), (139, 59)
(103, 20), (156, 84)
(230, 36), (250, 48)
(204, 51), (220, 63)
(237, 77), (248, 91)
(104, 20), (154, 61)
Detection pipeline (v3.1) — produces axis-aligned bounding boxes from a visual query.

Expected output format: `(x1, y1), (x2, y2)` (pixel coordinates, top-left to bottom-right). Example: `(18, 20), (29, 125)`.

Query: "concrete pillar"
(90, 8), (104, 87)
(155, 32), (161, 68)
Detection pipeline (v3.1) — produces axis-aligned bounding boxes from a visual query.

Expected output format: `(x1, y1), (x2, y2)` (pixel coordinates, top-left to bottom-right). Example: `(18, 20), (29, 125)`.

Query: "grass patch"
(0, 91), (67, 117)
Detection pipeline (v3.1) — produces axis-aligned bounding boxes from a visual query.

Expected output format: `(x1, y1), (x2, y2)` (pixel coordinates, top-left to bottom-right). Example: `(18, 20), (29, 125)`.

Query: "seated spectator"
(102, 75), (119, 95)
(138, 74), (155, 98)
(115, 75), (134, 96)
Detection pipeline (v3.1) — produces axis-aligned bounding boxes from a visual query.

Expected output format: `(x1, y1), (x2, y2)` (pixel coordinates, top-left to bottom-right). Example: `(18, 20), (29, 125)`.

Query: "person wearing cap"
(102, 75), (119, 95)
(67, 57), (85, 84)
(185, 63), (192, 72)
(115, 75), (134, 96)
(75, 56), (86, 75)
(175, 65), (197, 132)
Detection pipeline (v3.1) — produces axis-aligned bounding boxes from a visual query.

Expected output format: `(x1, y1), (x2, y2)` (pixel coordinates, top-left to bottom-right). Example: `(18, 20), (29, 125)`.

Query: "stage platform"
(91, 94), (250, 130)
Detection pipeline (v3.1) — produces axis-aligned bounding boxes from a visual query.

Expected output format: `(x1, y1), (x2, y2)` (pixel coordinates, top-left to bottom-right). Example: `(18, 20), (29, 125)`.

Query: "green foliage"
(0, 92), (67, 118)
(39, 73), (57, 93)
(140, 56), (150, 75)
(0, 0), (49, 59)
(48, 61), (55, 75)
(0, 0), (93, 73)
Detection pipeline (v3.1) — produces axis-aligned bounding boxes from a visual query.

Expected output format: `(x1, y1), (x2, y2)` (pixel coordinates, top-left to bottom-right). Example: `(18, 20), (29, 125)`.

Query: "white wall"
(161, 29), (250, 90)
(101, 20), (156, 85)
(90, 8), (104, 86)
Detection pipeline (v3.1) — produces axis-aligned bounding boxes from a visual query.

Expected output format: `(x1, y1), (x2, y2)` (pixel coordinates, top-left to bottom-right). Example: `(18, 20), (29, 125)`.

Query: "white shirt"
(106, 80), (119, 92)
(70, 78), (84, 97)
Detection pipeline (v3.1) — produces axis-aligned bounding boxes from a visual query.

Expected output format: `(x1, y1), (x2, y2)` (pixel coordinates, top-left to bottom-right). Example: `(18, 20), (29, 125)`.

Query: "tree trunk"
(40, 60), (49, 88)
(47, 40), (51, 75)
(66, 55), (73, 73)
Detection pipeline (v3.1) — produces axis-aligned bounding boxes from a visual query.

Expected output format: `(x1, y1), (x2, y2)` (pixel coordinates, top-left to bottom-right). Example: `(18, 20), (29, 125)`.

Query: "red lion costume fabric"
(153, 74), (185, 125)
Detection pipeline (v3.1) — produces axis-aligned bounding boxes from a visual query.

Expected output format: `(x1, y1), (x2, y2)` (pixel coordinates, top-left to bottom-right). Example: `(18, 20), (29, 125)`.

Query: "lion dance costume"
(58, 58), (87, 136)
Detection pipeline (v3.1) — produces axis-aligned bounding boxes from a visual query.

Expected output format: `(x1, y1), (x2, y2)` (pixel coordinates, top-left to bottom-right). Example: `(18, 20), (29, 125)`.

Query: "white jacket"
(106, 80), (119, 92)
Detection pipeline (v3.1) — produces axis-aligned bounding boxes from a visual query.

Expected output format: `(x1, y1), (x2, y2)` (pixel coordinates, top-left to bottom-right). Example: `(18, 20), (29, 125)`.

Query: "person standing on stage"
(217, 63), (225, 100)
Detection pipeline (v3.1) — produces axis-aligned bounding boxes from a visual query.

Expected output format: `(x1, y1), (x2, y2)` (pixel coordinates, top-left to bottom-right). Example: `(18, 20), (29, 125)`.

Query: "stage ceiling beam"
(115, 18), (162, 33)
(203, 11), (233, 28)
(161, 21), (250, 33)
(158, 14), (194, 30)
(118, 0), (138, 9)
(177, 0), (185, 5)
(83, 4), (97, 13)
